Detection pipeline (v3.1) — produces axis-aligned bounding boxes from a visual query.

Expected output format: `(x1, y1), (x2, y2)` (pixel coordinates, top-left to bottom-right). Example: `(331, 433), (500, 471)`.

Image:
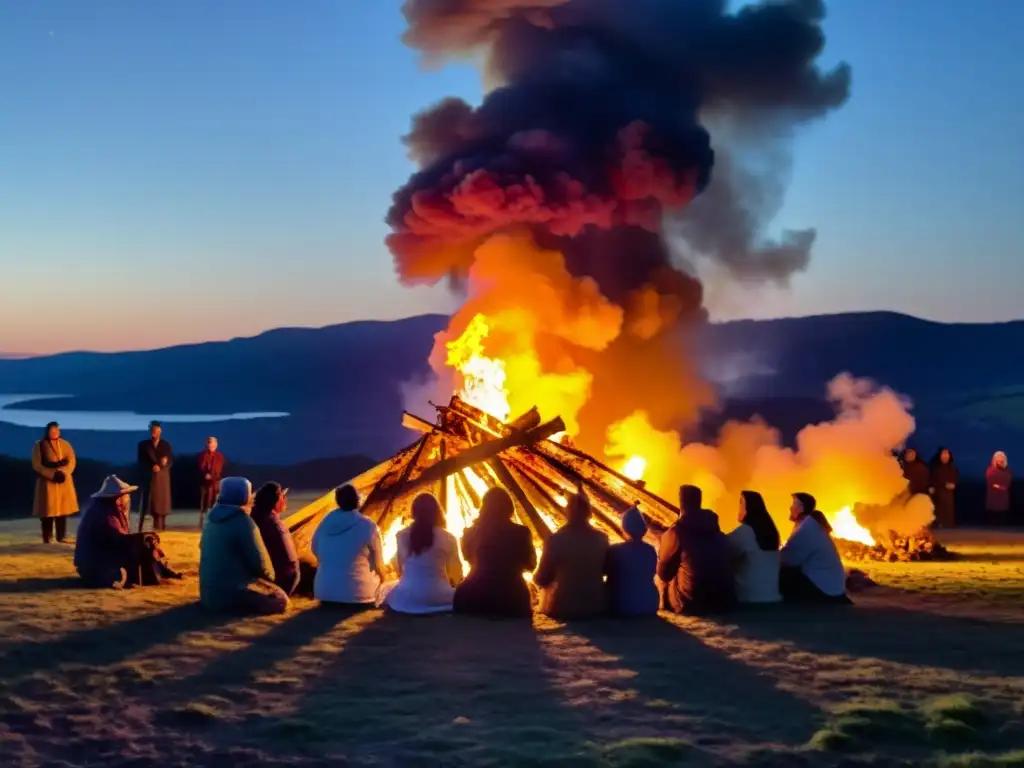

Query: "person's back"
(251, 483), (300, 596)
(658, 486), (736, 616)
(312, 506), (383, 604)
(199, 501), (274, 610)
(387, 525), (463, 614)
(604, 506), (658, 617)
(727, 523), (781, 604)
(780, 514), (846, 599)
(536, 521), (610, 620)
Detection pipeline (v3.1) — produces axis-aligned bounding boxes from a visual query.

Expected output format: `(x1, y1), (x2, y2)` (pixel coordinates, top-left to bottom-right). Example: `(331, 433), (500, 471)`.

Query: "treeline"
(0, 452), (377, 517)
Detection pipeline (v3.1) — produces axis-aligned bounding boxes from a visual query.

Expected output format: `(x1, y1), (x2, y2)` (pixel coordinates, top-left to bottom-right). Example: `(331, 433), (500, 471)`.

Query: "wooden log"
(402, 411), (436, 434)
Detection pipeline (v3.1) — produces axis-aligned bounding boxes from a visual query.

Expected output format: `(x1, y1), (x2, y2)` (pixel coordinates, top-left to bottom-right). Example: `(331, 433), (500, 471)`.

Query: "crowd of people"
(898, 447), (1014, 528)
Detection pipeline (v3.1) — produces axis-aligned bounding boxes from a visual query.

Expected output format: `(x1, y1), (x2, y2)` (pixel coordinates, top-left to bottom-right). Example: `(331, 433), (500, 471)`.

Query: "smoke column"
(388, 0), (851, 453)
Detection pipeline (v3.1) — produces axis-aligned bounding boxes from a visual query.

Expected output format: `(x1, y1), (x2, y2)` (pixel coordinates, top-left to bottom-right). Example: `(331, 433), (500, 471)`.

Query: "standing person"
(985, 451), (1013, 524)
(31, 421), (79, 543)
(137, 421), (174, 532)
(726, 490), (782, 604)
(929, 447), (959, 529)
(197, 436), (225, 529)
(900, 448), (931, 497)
(779, 492), (850, 604)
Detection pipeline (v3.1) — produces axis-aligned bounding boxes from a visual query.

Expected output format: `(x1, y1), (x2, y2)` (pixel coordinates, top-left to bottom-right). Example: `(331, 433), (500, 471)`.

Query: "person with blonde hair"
(32, 422), (78, 543)
(986, 451), (1013, 523)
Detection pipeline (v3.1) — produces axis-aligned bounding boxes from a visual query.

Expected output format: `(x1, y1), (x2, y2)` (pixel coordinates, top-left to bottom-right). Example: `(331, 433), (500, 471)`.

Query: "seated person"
(726, 490), (782, 604)
(534, 489), (610, 620)
(604, 504), (659, 617)
(199, 477), (288, 615)
(312, 484), (386, 608)
(657, 485), (737, 616)
(384, 493), (464, 614)
(779, 492), (851, 604)
(251, 482), (301, 596)
(453, 487), (536, 618)
(74, 475), (181, 589)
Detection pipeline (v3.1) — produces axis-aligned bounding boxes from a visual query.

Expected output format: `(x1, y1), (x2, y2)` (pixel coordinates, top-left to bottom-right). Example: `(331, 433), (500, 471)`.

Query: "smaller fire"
(622, 455), (647, 482)
(446, 314), (510, 422)
(827, 506), (876, 547)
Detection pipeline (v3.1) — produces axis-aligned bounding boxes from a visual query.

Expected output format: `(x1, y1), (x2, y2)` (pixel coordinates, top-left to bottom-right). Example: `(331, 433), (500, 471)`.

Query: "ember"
(835, 528), (955, 563)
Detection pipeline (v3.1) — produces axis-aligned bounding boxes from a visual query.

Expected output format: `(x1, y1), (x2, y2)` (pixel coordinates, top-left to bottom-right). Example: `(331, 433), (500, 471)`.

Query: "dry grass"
(1, 517), (1024, 767)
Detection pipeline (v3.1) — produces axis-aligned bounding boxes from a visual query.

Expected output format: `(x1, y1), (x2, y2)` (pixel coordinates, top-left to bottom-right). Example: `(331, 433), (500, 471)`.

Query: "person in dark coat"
(657, 485), (736, 616)
(929, 447), (959, 528)
(198, 436), (225, 529)
(985, 451), (1012, 523)
(251, 482), (301, 596)
(901, 448), (931, 497)
(453, 487), (537, 618)
(137, 421), (174, 532)
(604, 504), (659, 617)
(74, 475), (182, 588)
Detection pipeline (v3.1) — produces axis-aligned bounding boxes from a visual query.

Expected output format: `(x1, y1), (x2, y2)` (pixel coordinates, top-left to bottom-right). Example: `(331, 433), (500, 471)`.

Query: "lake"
(0, 394), (289, 432)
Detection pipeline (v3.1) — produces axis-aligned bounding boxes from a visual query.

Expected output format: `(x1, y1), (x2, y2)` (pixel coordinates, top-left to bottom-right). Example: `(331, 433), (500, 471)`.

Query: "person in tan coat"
(32, 421), (79, 543)
(534, 488), (610, 620)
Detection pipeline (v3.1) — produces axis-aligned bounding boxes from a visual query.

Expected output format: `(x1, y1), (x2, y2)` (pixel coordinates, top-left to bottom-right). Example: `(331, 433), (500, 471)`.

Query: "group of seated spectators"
(72, 472), (851, 617)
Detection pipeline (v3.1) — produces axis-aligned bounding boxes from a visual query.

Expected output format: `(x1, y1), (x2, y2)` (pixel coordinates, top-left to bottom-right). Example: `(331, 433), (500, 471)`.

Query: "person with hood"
(986, 451), (1013, 522)
(779, 492), (850, 604)
(726, 490), (781, 604)
(657, 485), (736, 616)
(929, 447), (959, 528)
(199, 477), (288, 615)
(74, 475), (182, 588)
(453, 487), (536, 618)
(197, 436), (225, 529)
(137, 421), (174, 532)
(604, 503), (659, 617)
(384, 493), (464, 614)
(251, 482), (300, 596)
(534, 488), (610, 620)
(901, 448), (931, 497)
(312, 484), (387, 608)
(32, 421), (79, 543)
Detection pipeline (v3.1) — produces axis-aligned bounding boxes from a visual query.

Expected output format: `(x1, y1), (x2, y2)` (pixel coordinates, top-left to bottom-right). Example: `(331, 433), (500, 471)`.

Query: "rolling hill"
(1, 311), (1022, 473)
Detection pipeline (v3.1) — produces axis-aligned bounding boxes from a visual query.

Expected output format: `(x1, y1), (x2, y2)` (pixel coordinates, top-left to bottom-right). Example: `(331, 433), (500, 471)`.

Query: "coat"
(453, 518), (536, 618)
(138, 439), (174, 517)
(198, 450), (226, 488)
(251, 504), (301, 595)
(32, 438), (79, 518)
(902, 459), (931, 496)
(604, 507), (659, 616)
(930, 462), (958, 527)
(74, 497), (132, 583)
(311, 508), (385, 604)
(657, 507), (736, 616)
(535, 523), (610, 620)
(199, 503), (274, 611)
(986, 464), (1012, 513)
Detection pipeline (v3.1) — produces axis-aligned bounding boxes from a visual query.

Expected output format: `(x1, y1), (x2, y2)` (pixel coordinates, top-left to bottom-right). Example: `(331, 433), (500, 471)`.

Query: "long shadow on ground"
(0, 576), (84, 593)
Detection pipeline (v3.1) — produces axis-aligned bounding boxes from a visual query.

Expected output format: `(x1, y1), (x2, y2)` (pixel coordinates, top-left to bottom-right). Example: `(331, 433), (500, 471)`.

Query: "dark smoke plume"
(388, 0), (850, 448)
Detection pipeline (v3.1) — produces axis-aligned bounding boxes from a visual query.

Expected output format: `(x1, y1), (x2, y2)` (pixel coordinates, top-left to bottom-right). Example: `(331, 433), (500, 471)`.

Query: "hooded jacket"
(657, 501), (736, 616)
(534, 518), (610, 620)
(604, 506), (659, 616)
(311, 507), (384, 604)
(199, 502), (274, 610)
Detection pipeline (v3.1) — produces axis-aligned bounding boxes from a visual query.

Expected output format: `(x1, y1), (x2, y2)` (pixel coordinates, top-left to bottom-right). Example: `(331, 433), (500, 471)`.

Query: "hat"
(218, 477), (253, 507)
(91, 475), (138, 498)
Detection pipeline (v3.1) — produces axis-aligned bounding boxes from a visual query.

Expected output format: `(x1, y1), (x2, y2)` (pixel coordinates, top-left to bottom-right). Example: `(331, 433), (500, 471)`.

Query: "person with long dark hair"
(384, 493), (464, 614)
(726, 490), (781, 604)
(779, 492), (850, 604)
(453, 487), (536, 618)
(901, 448), (931, 497)
(251, 482), (300, 596)
(534, 488), (610, 619)
(929, 447), (959, 528)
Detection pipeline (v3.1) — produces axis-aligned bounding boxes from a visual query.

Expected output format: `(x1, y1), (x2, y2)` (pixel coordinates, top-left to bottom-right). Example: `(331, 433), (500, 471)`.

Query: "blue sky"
(2, 1), (1021, 354)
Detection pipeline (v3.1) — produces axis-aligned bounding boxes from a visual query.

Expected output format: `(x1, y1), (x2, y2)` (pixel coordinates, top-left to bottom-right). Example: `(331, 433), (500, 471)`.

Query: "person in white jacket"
(779, 492), (850, 604)
(384, 493), (464, 614)
(726, 490), (781, 604)
(312, 484), (387, 608)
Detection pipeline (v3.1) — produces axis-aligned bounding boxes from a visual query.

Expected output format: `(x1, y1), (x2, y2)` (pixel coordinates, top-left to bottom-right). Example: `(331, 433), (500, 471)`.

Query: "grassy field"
(1, 513), (1024, 767)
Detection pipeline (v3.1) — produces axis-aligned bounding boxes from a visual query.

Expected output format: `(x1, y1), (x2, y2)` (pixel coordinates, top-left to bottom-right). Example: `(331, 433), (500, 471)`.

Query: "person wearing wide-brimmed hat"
(31, 421), (79, 543)
(74, 475), (183, 589)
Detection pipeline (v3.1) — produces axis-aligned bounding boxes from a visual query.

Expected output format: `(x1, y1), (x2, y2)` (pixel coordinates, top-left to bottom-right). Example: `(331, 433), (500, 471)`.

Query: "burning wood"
(835, 528), (955, 563)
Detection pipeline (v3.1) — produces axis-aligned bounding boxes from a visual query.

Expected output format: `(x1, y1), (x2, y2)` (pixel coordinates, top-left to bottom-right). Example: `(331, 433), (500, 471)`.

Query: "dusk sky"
(3, 1), (1022, 356)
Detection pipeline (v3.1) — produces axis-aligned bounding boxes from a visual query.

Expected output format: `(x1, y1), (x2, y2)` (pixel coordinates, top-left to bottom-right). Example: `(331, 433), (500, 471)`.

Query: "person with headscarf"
(900, 447), (931, 497)
(74, 475), (182, 588)
(251, 482), (300, 596)
(779, 492), (850, 604)
(199, 476), (288, 615)
(31, 421), (78, 543)
(384, 493), (464, 614)
(312, 484), (387, 608)
(726, 490), (781, 604)
(534, 488), (610, 620)
(453, 487), (536, 618)
(137, 421), (174, 532)
(657, 485), (736, 616)
(986, 451), (1013, 522)
(197, 436), (225, 529)
(603, 503), (659, 617)
(929, 447), (959, 528)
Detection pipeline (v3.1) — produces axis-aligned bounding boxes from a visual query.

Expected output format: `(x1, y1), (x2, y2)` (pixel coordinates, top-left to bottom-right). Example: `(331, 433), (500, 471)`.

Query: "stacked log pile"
(836, 528), (956, 562)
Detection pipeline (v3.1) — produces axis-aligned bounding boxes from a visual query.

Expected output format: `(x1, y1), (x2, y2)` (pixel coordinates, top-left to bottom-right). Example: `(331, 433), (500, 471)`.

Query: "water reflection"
(0, 394), (289, 431)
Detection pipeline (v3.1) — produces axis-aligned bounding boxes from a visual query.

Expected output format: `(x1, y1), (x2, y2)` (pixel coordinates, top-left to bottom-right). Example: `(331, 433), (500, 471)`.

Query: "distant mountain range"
(2, 312), (1022, 473)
